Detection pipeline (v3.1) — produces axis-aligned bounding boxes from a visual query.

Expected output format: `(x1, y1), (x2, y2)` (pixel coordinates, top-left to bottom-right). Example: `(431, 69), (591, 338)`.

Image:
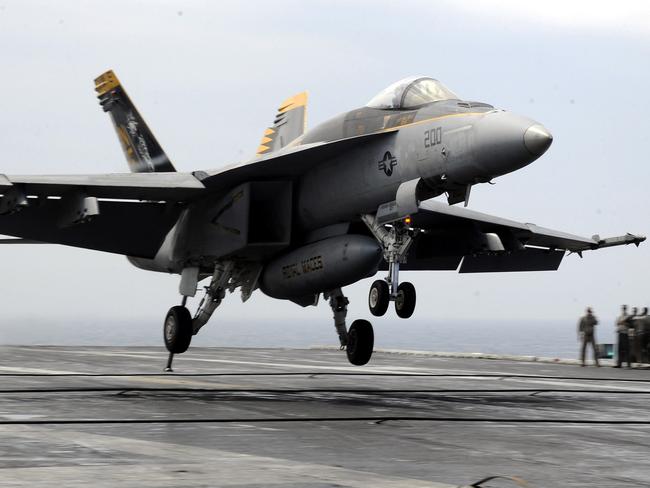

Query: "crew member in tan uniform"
(632, 307), (648, 365)
(615, 305), (631, 368)
(578, 307), (599, 367)
(639, 307), (650, 364)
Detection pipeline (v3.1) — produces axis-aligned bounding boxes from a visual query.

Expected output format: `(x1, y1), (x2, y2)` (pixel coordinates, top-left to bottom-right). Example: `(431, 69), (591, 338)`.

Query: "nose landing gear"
(362, 214), (418, 319)
(394, 282), (416, 319)
(368, 280), (390, 316)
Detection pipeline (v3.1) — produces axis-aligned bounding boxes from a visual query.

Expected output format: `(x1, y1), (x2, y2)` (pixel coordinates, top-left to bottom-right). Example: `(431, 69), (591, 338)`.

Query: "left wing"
(402, 200), (645, 273)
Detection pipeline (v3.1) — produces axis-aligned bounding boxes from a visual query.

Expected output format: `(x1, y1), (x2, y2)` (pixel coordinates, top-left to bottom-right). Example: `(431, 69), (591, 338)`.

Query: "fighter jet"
(0, 71), (644, 369)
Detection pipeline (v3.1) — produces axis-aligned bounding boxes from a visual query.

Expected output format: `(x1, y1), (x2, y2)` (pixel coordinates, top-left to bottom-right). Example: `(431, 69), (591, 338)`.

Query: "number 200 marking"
(424, 127), (442, 148)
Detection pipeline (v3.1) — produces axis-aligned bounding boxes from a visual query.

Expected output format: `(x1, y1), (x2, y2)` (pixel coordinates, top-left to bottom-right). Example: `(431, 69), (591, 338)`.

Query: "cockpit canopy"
(366, 76), (458, 110)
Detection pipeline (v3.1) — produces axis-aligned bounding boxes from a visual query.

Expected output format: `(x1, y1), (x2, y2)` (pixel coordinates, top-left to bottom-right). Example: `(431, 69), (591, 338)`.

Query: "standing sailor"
(634, 307), (648, 364)
(615, 305), (631, 368)
(578, 307), (600, 367)
(639, 307), (650, 364)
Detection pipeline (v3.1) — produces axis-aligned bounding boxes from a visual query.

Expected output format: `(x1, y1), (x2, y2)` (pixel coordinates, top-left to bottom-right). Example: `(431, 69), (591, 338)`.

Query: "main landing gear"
(362, 214), (418, 319)
(325, 288), (374, 366)
(164, 261), (241, 372)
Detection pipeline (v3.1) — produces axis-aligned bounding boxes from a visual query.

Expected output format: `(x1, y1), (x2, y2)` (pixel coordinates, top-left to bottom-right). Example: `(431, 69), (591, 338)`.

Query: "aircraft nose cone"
(524, 124), (553, 156)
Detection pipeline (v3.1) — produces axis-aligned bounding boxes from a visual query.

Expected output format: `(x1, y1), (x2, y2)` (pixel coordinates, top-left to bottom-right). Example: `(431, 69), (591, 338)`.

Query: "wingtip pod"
(591, 233), (646, 250)
(631, 233), (646, 247)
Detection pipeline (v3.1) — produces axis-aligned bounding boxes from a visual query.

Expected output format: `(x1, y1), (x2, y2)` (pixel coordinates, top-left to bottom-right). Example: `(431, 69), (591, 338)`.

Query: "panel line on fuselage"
(377, 111), (488, 134)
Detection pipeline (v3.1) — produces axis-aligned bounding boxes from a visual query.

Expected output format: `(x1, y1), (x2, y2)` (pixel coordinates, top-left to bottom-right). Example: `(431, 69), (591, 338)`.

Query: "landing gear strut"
(163, 261), (236, 372)
(326, 288), (349, 348)
(362, 214), (418, 319)
(325, 288), (374, 366)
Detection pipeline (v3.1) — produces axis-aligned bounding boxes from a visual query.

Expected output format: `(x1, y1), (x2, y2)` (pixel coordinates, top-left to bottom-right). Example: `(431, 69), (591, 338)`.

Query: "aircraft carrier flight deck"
(1, 346), (649, 487)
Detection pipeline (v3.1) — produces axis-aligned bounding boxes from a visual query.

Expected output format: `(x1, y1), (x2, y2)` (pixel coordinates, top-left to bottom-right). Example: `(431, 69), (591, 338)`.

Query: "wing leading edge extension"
(403, 200), (645, 273)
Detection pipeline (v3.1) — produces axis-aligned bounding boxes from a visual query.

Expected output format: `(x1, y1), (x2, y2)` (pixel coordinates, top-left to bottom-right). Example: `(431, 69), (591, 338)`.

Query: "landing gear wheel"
(164, 306), (193, 354)
(368, 280), (390, 317)
(395, 282), (416, 319)
(346, 319), (374, 366)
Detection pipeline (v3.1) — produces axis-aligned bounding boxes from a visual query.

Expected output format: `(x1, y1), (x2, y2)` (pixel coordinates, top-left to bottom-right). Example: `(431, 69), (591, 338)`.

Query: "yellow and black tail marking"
(256, 91), (308, 156)
(94, 70), (176, 173)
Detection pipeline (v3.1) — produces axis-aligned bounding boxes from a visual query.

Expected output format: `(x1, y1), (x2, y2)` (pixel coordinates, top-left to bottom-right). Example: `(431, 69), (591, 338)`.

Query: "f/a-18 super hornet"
(0, 71), (644, 369)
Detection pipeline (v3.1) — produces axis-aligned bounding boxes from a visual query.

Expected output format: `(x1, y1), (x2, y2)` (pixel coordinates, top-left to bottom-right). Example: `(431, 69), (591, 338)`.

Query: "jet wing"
(0, 172), (204, 257)
(0, 172), (205, 201)
(0, 199), (181, 258)
(402, 200), (645, 273)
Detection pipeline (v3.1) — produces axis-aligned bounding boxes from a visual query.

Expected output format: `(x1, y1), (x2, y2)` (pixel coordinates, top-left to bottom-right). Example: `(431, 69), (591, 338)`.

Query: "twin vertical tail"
(256, 91), (308, 156)
(94, 70), (176, 173)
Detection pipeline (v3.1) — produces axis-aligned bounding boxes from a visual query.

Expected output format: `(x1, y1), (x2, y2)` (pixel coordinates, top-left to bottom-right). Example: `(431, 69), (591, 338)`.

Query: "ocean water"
(0, 317), (617, 360)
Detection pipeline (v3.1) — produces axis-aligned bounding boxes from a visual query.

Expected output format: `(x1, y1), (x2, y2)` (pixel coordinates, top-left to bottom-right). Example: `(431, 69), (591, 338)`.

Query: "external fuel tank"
(260, 235), (382, 299)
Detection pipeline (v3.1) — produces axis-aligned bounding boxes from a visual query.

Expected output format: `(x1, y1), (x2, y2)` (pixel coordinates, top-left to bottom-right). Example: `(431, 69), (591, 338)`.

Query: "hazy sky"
(0, 1), (649, 345)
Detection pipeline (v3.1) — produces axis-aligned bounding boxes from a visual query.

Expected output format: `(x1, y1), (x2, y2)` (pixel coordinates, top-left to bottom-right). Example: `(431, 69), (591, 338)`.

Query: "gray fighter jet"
(0, 71), (644, 368)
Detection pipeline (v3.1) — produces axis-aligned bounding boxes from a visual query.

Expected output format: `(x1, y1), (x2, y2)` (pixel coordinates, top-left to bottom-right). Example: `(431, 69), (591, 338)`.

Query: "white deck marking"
(0, 366), (82, 375)
(41, 348), (434, 374)
(10, 347), (650, 392)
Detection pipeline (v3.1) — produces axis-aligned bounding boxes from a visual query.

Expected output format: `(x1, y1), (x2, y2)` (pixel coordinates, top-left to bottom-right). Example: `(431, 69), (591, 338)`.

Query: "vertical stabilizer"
(256, 91), (308, 156)
(94, 70), (176, 173)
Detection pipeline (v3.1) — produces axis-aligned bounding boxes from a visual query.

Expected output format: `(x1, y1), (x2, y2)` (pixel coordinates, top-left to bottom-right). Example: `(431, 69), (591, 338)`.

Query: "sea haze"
(0, 317), (617, 360)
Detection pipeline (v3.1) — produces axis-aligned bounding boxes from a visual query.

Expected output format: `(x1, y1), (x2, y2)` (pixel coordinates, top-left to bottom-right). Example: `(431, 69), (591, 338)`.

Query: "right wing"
(0, 172), (206, 257)
(402, 199), (645, 273)
(0, 199), (181, 257)
(0, 172), (205, 201)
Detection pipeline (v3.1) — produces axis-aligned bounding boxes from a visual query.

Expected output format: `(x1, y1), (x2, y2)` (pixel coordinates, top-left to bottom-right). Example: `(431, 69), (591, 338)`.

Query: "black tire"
(164, 306), (193, 354)
(346, 319), (374, 366)
(395, 282), (416, 319)
(368, 280), (390, 317)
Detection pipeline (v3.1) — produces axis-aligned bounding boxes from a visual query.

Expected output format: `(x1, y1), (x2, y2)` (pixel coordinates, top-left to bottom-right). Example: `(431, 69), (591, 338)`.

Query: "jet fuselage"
(296, 99), (552, 229)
